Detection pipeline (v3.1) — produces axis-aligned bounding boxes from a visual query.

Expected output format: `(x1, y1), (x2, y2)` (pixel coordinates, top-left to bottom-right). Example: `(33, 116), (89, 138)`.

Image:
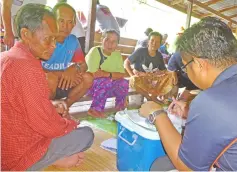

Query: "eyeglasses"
(178, 59), (194, 73)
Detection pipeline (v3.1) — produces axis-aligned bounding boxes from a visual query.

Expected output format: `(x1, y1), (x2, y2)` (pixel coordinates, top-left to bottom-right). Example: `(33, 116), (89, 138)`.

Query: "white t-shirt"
(96, 4), (120, 33)
(71, 15), (85, 37)
(11, 0), (45, 17)
(10, 0), (45, 35)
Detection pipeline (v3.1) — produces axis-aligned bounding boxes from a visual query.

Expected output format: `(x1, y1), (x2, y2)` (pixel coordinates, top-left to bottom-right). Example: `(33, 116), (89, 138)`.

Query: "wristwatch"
(75, 63), (81, 71)
(148, 109), (167, 124)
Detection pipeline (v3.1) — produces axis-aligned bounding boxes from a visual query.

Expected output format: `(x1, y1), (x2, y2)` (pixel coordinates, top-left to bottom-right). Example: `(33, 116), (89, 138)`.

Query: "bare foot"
(53, 152), (85, 169)
(87, 108), (106, 118)
(115, 101), (128, 111)
(115, 106), (125, 111)
(75, 152), (85, 167)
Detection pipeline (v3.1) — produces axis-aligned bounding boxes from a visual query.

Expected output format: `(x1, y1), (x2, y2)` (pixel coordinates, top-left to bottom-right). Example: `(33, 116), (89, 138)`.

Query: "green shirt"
(86, 46), (125, 73)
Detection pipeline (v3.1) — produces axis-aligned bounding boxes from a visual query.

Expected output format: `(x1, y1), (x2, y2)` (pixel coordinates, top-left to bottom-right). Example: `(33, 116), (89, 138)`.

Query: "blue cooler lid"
(115, 110), (182, 140)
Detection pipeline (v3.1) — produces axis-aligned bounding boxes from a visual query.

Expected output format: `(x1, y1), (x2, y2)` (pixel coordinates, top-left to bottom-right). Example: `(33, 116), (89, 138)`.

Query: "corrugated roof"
(196, 0), (237, 29)
(157, 0), (237, 31)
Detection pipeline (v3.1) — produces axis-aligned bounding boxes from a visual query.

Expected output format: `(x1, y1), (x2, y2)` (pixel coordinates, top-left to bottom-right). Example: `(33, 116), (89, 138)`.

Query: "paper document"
(100, 138), (117, 154)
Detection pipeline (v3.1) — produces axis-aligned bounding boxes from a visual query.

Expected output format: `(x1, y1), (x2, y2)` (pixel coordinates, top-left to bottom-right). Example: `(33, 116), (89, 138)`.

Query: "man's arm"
(44, 64), (82, 91)
(140, 95), (221, 171)
(71, 46), (88, 73)
(19, 65), (77, 138)
(44, 64), (84, 77)
(2, 0), (14, 47)
(124, 48), (141, 76)
(75, 62), (87, 73)
(124, 58), (134, 76)
(154, 114), (191, 171)
(77, 37), (85, 55)
(44, 50), (86, 90)
(167, 53), (179, 72)
(44, 69), (63, 77)
(139, 101), (191, 171)
(85, 47), (101, 73)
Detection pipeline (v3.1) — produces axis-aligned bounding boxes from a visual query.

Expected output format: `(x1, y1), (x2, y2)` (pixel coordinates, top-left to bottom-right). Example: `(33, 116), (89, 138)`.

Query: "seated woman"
(124, 31), (177, 103)
(86, 29), (129, 118)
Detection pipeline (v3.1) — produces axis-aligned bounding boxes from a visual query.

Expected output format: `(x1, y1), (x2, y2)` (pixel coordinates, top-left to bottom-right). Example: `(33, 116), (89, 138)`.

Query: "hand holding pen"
(168, 97), (189, 120)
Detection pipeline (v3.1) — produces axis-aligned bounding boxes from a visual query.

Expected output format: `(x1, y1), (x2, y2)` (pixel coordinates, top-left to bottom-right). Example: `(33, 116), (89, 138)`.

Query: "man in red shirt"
(1, 4), (94, 171)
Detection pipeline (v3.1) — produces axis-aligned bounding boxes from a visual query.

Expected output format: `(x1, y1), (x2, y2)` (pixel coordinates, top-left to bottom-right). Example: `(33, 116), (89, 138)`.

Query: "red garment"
(1, 42), (77, 171)
(72, 47), (85, 62)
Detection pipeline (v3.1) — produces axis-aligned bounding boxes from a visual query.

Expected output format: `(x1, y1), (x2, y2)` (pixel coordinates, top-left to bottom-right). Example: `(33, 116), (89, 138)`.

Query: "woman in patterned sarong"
(86, 29), (129, 118)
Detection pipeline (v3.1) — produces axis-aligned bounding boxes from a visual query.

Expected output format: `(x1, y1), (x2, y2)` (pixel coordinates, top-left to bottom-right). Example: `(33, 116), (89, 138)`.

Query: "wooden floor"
(43, 127), (118, 171)
(43, 95), (143, 171)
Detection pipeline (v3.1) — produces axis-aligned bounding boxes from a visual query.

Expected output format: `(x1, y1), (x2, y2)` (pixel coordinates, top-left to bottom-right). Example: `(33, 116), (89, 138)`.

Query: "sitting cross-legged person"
(124, 31), (178, 103)
(1, 4), (94, 171)
(86, 29), (129, 118)
(42, 2), (93, 110)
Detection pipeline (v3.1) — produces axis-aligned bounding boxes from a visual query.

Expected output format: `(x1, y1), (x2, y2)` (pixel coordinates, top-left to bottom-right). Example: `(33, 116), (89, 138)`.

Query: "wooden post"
(186, 0), (193, 29)
(228, 22), (232, 28)
(85, 0), (96, 54)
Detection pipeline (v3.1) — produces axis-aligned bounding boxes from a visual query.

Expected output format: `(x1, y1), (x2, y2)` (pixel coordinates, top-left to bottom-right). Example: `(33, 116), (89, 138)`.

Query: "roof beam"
(204, 0), (223, 6)
(202, 6), (237, 18)
(202, 13), (214, 17)
(156, 0), (202, 18)
(171, 0), (184, 5)
(219, 6), (237, 13)
(188, 0), (237, 25)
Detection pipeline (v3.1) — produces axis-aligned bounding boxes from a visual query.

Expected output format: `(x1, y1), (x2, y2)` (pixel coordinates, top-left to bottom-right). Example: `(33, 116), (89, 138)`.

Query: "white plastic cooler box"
(115, 110), (182, 171)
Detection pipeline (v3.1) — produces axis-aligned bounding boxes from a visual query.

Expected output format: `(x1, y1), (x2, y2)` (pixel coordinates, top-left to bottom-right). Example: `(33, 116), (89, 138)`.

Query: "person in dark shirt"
(124, 31), (177, 102)
(168, 52), (198, 90)
(159, 33), (169, 55)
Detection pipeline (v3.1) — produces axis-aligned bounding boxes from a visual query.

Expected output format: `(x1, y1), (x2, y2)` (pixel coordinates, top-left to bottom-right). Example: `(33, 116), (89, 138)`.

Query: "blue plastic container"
(115, 111), (166, 171)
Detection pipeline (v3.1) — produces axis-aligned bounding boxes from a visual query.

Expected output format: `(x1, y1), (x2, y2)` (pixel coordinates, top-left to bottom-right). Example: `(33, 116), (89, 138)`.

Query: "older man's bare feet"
(53, 152), (85, 169)
(75, 152), (85, 167)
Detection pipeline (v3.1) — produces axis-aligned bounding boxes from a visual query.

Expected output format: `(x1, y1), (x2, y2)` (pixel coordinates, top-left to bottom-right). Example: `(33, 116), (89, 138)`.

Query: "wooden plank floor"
(43, 127), (118, 171)
(43, 95), (143, 171)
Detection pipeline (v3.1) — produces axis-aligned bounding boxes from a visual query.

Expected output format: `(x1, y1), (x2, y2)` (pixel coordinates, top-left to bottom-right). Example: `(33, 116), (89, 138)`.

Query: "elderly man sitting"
(1, 4), (94, 171)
